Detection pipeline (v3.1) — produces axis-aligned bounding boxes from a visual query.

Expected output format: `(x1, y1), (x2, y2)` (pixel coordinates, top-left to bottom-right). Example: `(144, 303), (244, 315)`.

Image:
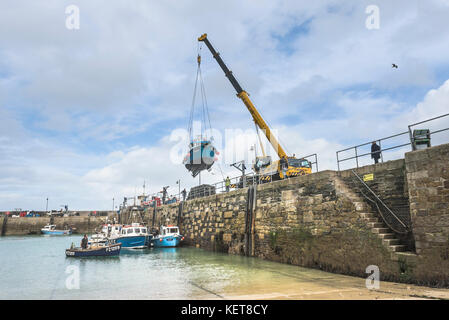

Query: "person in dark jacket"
(371, 141), (381, 164)
(81, 234), (88, 249)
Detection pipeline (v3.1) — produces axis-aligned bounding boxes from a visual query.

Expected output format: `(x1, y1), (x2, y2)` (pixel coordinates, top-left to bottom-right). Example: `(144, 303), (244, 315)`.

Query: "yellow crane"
(198, 34), (312, 181)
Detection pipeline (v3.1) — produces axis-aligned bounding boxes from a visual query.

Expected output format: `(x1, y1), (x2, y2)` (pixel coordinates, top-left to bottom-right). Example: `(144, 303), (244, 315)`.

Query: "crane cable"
(188, 44), (213, 143)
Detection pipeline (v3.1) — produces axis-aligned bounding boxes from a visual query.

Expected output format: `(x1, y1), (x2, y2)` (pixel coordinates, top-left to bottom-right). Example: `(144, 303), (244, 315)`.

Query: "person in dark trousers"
(81, 234), (88, 249)
(371, 141), (381, 164)
(181, 189), (187, 201)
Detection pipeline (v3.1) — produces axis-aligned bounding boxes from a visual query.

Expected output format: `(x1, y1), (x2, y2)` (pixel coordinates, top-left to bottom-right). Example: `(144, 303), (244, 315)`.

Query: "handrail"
(351, 170), (408, 230)
(336, 131), (410, 171)
(337, 113), (449, 171)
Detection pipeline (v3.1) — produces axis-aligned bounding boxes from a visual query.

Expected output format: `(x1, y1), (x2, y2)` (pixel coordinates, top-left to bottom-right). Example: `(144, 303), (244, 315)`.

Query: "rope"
(188, 45), (213, 143)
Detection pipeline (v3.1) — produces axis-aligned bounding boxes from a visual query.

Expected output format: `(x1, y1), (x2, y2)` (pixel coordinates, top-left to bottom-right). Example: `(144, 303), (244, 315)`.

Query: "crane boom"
(198, 34), (287, 160)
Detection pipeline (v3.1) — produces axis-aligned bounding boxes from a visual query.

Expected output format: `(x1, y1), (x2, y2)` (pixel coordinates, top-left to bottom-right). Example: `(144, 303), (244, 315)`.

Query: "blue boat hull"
(65, 243), (121, 257)
(152, 235), (182, 248)
(115, 235), (148, 249)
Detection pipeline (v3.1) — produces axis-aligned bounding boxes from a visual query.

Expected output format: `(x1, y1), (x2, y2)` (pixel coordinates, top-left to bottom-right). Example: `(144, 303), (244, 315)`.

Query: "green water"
(2, 235), (437, 300)
(0, 235), (279, 299)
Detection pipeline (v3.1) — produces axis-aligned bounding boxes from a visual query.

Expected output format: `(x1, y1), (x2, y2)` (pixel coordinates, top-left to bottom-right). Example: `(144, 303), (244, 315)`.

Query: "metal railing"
(337, 113), (449, 171)
(301, 153), (319, 173)
(336, 132), (411, 171)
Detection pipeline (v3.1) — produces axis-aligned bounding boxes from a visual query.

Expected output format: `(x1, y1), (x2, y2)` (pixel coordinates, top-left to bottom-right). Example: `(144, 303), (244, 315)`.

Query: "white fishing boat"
(41, 224), (72, 235)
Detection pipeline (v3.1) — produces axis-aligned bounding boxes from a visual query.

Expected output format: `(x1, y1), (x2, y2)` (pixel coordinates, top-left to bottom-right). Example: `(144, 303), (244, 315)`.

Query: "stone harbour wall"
(0, 216), (109, 236)
(406, 143), (449, 254)
(148, 143), (449, 286)
(152, 171), (403, 283)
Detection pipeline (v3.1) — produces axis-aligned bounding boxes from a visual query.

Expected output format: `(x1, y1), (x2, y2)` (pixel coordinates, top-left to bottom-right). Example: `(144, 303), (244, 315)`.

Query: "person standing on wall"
(225, 176), (231, 192)
(371, 141), (381, 164)
(181, 188), (187, 202)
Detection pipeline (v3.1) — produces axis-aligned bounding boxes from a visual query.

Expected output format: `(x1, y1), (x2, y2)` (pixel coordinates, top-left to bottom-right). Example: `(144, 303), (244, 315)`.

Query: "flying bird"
(392, 64), (398, 69)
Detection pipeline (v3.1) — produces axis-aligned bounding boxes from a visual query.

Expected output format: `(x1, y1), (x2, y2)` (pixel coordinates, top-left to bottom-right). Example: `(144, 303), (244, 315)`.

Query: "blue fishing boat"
(65, 243), (122, 257)
(41, 224), (72, 235)
(114, 223), (151, 249)
(152, 225), (184, 248)
(183, 138), (218, 178)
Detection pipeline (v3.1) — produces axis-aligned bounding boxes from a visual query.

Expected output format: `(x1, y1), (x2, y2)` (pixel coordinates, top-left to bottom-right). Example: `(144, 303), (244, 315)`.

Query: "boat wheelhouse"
(115, 223), (151, 249)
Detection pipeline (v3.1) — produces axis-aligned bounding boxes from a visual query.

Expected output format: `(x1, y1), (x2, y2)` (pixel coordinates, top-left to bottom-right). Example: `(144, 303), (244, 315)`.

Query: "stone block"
(222, 211), (232, 219)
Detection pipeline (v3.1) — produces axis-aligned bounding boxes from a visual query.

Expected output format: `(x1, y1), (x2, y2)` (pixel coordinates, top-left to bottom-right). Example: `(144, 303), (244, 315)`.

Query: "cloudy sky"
(1, 0), (449, 210)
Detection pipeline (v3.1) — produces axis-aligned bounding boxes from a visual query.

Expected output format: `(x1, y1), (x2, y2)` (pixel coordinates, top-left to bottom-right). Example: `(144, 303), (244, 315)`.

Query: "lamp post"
(45, 198), (48, 212)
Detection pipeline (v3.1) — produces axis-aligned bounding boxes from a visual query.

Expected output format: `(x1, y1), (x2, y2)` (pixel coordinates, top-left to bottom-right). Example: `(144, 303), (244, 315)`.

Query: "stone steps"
(335, 176), (409, 256)
(382, 238), (400, 246)
(388, 245), (407, 252)
(372, 227), (390, 234)
(367, 222), (384, 228)
(377, 232), (396, 239)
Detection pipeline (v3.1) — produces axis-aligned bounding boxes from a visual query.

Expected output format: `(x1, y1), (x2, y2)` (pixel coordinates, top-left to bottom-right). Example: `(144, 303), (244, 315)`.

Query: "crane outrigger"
(198, 33), (312, 181)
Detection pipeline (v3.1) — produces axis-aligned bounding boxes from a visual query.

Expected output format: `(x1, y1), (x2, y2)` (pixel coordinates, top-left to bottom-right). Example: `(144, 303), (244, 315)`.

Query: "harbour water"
(1, 235), (449, 300)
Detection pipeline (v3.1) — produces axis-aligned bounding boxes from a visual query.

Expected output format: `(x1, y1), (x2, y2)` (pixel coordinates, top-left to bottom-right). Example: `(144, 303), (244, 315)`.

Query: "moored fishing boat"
(152, 225), (184, 248)
(115, 223), (151, 249)
(41, 224), (72, 235)
(65, 243), (121, 257)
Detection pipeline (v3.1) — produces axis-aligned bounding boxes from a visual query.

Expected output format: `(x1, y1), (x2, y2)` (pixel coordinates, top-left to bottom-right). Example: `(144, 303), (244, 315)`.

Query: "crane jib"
(199, 36), (243, 94)
(198, 33), (288, 160)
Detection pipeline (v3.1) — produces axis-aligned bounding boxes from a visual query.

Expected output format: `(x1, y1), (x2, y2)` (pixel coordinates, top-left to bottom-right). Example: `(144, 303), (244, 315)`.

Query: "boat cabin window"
(169, 228), (178, 234)
(141, 228), (146, 233)
(127, 229), (133, 234)
(134, 228), (140, 233)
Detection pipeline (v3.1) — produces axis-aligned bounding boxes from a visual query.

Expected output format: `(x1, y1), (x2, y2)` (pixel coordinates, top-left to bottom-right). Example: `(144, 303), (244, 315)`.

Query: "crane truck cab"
(282, 157), (312, 178)
(255, 157), (311, 182)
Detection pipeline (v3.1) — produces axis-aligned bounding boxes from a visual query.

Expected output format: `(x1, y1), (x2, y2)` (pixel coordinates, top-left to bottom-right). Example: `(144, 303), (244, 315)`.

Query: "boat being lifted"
(183, 137), (218, 178)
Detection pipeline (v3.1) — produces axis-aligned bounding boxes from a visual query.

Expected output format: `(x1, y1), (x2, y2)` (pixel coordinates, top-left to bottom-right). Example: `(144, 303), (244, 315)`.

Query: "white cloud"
(1, 1), (449, 210)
